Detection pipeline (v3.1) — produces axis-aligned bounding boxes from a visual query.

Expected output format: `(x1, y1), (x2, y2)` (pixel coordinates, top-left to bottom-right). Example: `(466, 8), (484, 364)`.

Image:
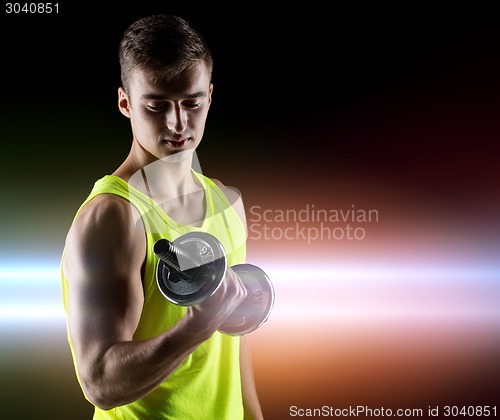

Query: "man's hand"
(188, 267), (248, 334)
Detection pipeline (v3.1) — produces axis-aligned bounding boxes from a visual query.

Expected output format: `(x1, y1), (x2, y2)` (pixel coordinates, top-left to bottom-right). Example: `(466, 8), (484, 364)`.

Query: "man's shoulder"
(73, 193), (139, 238)
(65, 192), (145, 264)
(210, 177), (223, 187)
(208, 177), (247, 231)
(80, 193), (131, 217)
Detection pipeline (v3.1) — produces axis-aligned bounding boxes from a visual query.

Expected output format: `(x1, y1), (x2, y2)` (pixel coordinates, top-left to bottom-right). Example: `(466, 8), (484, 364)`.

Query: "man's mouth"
(164, 138), (190, 148)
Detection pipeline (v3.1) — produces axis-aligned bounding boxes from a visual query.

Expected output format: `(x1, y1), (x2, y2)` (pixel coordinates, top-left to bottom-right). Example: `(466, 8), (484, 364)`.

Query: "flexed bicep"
(63, 194), (146, 400)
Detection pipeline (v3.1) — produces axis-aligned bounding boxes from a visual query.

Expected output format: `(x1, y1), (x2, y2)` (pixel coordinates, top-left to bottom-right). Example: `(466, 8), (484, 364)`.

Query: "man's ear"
(118, 87), (131, 118)
(208, 83), (213, 107)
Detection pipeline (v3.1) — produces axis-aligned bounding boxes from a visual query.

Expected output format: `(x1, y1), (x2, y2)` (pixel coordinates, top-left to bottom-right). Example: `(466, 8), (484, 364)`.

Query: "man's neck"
(114, 147), (202, 203)
(128, 153), (207, 227)
(139, 157), (200, 203)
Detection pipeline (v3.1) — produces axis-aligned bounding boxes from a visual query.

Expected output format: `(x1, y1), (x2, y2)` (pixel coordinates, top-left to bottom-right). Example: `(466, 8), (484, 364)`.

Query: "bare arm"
(240, 336), (264, 420)
(63, 194), (246, 410)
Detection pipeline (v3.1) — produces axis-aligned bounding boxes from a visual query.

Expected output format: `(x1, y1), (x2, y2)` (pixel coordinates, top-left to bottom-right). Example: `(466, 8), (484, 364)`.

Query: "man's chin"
(160, 148), (195, 163)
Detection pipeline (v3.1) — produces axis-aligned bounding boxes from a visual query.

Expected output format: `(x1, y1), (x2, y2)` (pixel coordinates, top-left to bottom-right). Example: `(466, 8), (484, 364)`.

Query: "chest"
(160, 188), (207, 227)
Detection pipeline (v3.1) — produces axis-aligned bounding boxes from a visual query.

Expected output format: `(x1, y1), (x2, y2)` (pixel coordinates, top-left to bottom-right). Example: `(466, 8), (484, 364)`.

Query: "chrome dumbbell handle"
(153, 239), (200, 281)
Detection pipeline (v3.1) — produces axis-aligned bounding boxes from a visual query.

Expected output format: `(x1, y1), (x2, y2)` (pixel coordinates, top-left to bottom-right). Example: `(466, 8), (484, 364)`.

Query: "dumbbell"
(153, 231), (275, 335)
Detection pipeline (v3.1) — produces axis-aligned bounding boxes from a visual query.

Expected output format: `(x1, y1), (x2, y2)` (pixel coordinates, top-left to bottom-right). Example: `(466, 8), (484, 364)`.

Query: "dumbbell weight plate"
(156, 232), (227, 306)
(219, 264), (275, 335)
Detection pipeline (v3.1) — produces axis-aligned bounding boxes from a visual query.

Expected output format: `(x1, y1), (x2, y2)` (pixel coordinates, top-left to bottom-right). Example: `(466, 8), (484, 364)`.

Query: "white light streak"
(0, 263), (499, 324)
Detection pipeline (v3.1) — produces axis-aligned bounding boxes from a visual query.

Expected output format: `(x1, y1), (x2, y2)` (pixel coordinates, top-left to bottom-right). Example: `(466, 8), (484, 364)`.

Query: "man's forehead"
(130, 63), (211, 97)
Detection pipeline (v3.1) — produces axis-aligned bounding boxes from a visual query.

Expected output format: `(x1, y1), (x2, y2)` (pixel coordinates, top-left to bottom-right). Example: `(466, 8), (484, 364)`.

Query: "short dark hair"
(119, 14), (213, 94)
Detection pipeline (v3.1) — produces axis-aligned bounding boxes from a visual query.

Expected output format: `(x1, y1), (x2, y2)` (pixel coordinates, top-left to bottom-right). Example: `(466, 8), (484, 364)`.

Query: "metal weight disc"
(156, 232), (227, 306)
(219, 264), (275, 335)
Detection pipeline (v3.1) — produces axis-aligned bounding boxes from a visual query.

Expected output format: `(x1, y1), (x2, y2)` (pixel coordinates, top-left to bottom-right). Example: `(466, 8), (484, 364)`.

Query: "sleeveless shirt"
(61, 171), (247, 419)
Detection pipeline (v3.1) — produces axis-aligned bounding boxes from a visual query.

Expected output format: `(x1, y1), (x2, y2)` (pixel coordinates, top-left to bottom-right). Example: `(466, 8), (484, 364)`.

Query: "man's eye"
(183, 101), (201, 109)
(147, 104), (166, 111)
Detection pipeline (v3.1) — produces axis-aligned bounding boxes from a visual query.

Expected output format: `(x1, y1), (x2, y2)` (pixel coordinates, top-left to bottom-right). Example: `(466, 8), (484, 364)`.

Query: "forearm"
(79, 312), (213, 410)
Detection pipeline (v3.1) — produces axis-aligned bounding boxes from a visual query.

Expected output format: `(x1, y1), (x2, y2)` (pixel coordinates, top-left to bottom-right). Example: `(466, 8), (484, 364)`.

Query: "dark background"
(1, 3), (499, 419)
(1, 3), (500, 258)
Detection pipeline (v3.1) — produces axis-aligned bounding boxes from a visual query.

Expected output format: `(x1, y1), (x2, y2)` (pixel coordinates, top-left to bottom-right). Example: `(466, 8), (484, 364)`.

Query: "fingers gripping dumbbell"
(153, 232), (275, 335)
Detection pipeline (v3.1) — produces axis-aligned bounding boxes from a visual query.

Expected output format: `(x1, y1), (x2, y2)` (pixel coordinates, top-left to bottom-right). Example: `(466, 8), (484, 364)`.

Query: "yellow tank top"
(61, 171), (247, 419)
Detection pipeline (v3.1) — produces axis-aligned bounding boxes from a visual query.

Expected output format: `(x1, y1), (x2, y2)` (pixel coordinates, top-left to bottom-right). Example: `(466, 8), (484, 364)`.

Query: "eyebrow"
(140, 91), (207, 100)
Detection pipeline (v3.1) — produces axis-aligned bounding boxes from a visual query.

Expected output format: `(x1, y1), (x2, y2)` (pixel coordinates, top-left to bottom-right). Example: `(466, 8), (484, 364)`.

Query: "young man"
(61, 14), (264, 419)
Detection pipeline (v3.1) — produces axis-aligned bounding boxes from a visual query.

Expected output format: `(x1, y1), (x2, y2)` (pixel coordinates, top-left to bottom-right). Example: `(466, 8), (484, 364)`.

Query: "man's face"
(119, 61), (213, 160)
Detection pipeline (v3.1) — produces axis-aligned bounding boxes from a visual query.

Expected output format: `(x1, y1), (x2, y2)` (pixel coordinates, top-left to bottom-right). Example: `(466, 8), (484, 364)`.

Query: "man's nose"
(166, 105), (187, 133)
